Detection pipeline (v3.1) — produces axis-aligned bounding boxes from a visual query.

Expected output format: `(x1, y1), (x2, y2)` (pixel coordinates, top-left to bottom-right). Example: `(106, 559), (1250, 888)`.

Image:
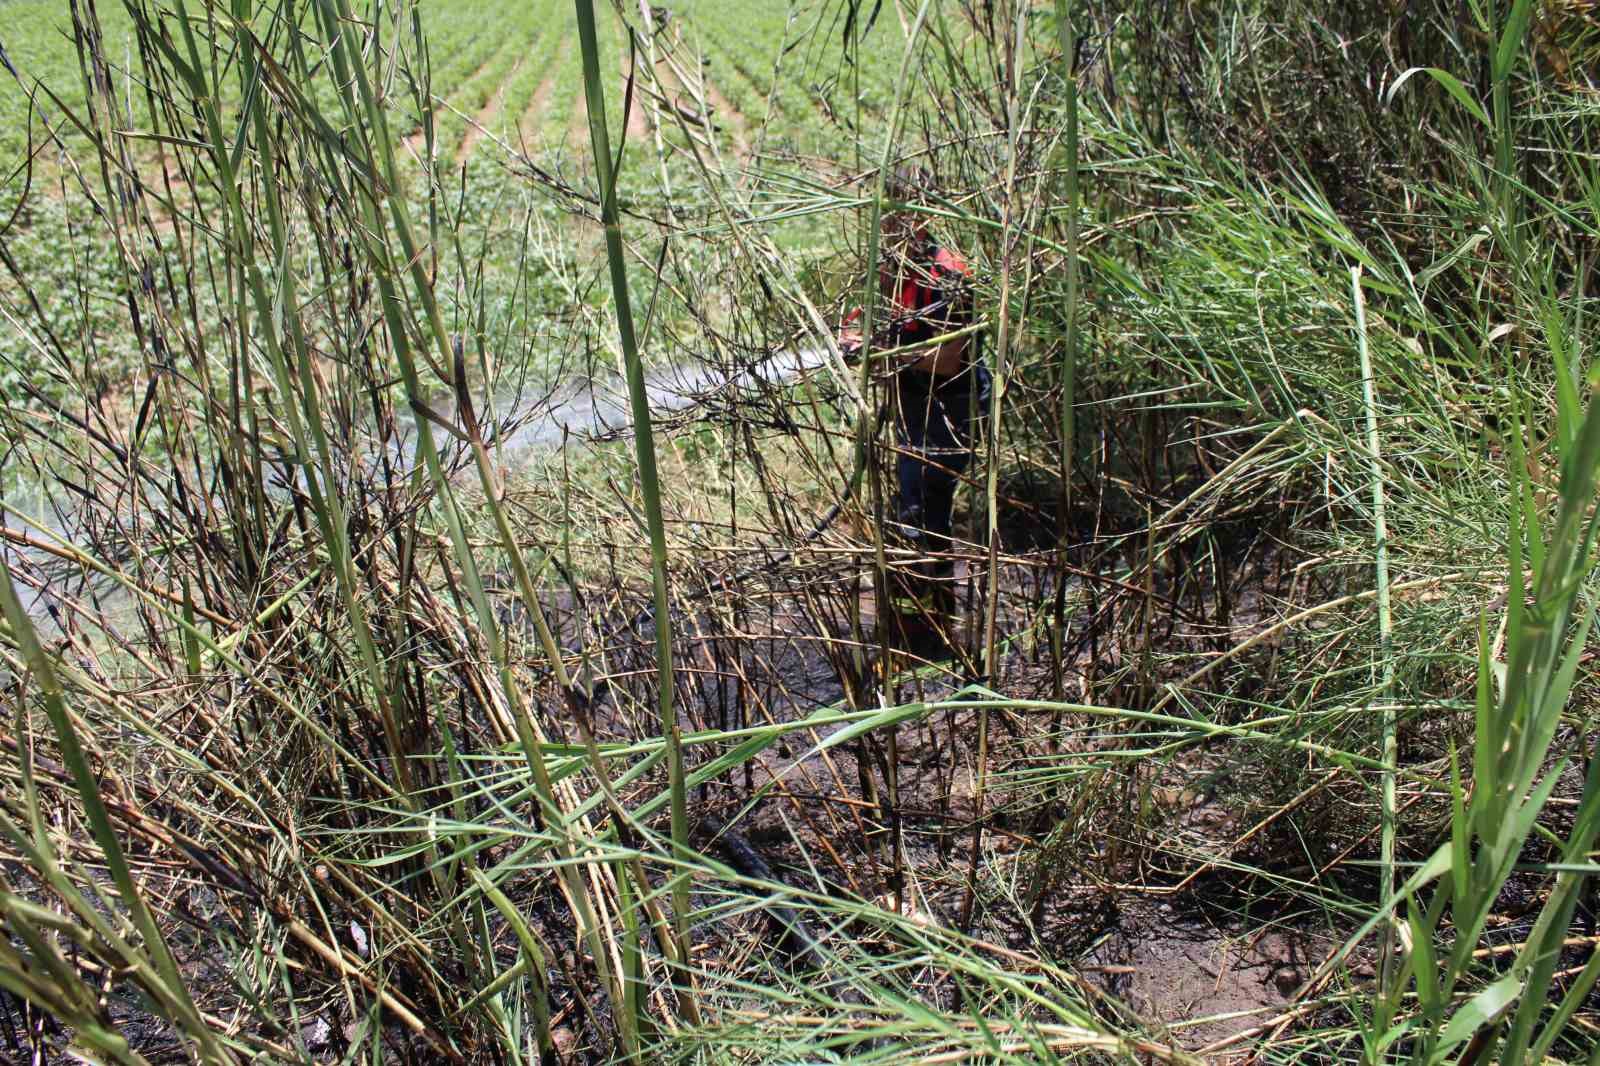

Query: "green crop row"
(705, 5), (818, 146)
(430, 37), (525, 163)
(0, 0), (886, 170)
(540, 0), (633, 151)
(534, 1), (631, 152)
(422, 0), (522, 90)
(490, 7), (570, 156)
(405, 0), (524, 143)
(672, 0), (912, 159)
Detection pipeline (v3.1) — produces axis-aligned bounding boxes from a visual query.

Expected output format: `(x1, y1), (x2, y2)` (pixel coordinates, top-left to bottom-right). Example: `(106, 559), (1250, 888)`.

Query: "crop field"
(1, 0), (920, 172)
(409, 0), (923, 170)
(0, 2), (132, 165)
(0, 0), (931, 406)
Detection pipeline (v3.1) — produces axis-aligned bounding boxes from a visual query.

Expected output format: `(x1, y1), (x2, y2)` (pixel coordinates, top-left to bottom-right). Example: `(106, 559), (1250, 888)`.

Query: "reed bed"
(0, 1), (1597, 1062)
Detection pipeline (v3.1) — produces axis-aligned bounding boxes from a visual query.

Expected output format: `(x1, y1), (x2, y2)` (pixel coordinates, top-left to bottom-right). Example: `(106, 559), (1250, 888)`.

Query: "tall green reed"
(1347, 381), (1600, 1064)
(0, 567), (228, 1062)
(574, 0), (689, 989)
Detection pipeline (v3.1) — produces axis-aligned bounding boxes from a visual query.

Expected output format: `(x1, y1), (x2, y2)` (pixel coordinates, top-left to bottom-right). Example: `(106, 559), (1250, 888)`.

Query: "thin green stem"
(573, 0), (688, 1001)
(1353, 265), (1397, 990)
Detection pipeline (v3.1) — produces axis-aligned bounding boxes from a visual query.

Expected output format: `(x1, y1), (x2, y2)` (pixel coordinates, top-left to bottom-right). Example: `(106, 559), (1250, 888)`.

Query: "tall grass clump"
(0, 0), (1134, 1060)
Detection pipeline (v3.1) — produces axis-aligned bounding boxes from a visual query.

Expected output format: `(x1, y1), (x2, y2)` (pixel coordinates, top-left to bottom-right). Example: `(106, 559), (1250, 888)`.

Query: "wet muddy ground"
(3, 483), (1387, 1063)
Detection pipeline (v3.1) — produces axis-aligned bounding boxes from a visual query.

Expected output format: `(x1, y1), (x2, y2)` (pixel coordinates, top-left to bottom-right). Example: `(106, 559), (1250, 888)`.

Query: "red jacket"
(845, 243), (973, 350)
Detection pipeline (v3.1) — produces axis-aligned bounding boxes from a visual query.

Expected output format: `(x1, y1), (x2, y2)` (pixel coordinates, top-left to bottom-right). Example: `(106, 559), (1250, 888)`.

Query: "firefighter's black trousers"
(892, 365), (989, 567)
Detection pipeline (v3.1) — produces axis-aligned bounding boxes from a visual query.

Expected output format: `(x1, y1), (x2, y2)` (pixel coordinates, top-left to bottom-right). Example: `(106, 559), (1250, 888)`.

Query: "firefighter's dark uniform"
(854, 240), (988, 657)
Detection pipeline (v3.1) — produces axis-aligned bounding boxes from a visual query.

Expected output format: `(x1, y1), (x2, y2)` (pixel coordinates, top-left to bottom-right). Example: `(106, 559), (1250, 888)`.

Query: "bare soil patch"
(621, 50), (650, 143)
(566, 81), (591, 149)
(1080, 901), (1323, 1056)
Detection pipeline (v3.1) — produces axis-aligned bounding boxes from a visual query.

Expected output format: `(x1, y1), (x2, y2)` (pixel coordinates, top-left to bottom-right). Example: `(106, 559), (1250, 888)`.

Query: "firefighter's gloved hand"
(891, 506), (929, 546)
(839, 329), (864, 362)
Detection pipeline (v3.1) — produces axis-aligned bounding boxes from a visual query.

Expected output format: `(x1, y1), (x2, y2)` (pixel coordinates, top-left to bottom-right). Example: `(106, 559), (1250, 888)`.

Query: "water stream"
(1, 344), (840, 628)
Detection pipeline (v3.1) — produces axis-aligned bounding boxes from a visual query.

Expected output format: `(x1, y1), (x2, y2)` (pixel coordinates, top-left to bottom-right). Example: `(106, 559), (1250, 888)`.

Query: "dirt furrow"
(702, 78), (753, 156)
(516, 38), (572, 150)
(564, 40), (656, 150)
(457, 54), (525, 165)
(402, 43), (510, 162)
(646, 43), (753, 159)
(622, 48), (651, 142)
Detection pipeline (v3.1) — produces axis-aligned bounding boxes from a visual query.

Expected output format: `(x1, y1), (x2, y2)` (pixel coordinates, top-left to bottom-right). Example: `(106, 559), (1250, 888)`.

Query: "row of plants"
(424, 4), (557, 165)
(672, 0), (908, 159)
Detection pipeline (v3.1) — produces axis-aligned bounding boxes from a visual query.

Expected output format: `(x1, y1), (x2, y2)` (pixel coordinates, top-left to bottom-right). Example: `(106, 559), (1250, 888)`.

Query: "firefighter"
(841, 168), (988, 659)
